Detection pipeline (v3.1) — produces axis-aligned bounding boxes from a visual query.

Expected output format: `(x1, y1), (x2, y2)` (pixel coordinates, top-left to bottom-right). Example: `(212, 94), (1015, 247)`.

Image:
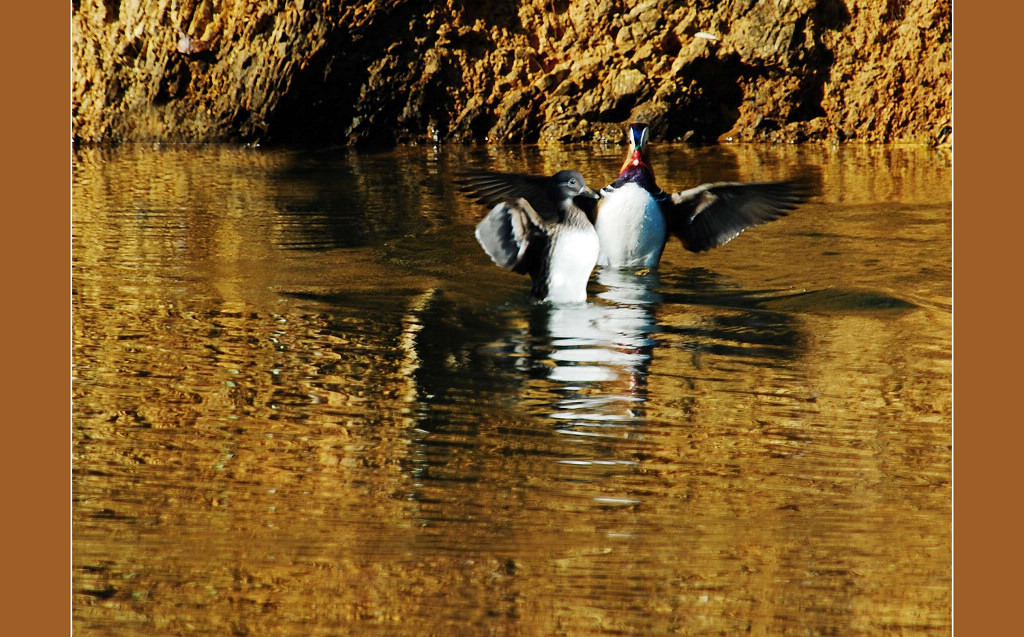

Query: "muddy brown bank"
(72, 0), (950, 146)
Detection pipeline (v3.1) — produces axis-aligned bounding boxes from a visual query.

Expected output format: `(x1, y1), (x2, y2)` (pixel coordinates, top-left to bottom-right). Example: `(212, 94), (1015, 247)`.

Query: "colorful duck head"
(615, 123), (657, 188)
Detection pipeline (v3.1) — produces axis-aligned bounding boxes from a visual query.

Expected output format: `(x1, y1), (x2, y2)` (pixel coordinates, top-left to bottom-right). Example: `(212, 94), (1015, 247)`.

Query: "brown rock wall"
(72, 0), (951, 145)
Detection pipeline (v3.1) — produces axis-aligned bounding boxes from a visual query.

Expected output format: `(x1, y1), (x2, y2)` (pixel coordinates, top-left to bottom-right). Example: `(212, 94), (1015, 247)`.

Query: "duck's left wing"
(665, 180), (812, 253)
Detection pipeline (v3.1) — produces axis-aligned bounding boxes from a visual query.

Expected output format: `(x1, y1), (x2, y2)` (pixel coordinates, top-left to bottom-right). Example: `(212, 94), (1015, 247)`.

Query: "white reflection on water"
(541, 269), (662, 429)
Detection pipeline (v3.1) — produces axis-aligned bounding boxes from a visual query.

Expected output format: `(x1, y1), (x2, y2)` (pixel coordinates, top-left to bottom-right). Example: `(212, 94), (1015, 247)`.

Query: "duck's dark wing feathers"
(456, 170), (560, 223)
(473, 200), (549, 275)
(666, 180), (812, 252)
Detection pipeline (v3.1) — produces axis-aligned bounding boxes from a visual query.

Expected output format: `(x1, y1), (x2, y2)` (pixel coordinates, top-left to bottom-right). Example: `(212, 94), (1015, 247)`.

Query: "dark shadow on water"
(267, 148), (451, 251)
(760, 288), (918, 314)
(653, 267), (809, 362)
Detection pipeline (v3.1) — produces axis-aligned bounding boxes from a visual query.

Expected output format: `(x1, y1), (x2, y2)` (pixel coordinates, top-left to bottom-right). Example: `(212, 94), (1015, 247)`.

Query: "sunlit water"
(73, 143), (951, 635)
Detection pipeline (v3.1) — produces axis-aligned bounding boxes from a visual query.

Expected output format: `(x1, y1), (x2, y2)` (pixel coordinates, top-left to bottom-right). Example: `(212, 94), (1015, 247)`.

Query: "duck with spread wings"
(456, 169), (602, 303)
(593, 123), (812, 268)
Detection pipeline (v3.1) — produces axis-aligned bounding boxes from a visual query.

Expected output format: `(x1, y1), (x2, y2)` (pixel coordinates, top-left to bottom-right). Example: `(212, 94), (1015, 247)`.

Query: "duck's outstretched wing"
(665, 180), (813, 252)
(472, 199), (549, 275)
(456, 170), (560, 223)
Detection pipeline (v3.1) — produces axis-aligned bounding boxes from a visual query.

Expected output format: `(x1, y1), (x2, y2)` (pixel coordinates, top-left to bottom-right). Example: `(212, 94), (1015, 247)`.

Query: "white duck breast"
(544, 227), (601, 303)
(595, 182), (667, 267)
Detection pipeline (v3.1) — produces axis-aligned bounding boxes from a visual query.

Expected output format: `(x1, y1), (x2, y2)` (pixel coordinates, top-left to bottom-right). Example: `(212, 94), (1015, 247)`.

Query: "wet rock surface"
(72, 0), (951, 146)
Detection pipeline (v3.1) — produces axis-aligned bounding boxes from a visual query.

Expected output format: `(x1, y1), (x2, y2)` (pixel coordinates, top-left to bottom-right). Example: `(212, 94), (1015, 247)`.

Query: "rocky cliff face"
(72, 0), (950, 146)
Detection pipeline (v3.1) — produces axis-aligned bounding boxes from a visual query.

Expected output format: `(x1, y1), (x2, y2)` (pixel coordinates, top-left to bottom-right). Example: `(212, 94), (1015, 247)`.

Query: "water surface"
(73, 143), (951, 635)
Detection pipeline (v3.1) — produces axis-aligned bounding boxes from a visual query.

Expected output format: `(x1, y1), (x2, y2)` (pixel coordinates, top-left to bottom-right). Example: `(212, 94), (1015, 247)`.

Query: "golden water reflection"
(73, 143), (950, 635)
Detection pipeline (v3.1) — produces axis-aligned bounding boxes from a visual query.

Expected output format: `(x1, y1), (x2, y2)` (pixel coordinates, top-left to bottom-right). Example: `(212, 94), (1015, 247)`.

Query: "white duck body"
(594, 182), (667, 268)
(543, 224), (601, 303)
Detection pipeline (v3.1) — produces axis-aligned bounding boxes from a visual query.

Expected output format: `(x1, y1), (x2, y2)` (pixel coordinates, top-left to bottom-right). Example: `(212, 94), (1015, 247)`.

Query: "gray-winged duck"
(458, 169), (601, 303)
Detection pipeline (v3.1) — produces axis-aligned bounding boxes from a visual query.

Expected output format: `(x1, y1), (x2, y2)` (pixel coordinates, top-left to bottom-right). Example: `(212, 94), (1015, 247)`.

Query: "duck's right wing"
(455, 170), (560, 223)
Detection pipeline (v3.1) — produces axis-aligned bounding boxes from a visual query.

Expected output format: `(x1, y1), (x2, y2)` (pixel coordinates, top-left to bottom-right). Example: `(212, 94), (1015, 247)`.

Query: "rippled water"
(73, 143), (951, 635)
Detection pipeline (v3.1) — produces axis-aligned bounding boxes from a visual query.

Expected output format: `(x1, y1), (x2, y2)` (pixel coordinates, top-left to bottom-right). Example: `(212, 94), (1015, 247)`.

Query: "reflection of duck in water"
(457, 169), (601, 303)
(540, 270), (661, 384)
(396, 267), (807, 441)
(594, 123), (812, 268)
(526, 268), (663, 425)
